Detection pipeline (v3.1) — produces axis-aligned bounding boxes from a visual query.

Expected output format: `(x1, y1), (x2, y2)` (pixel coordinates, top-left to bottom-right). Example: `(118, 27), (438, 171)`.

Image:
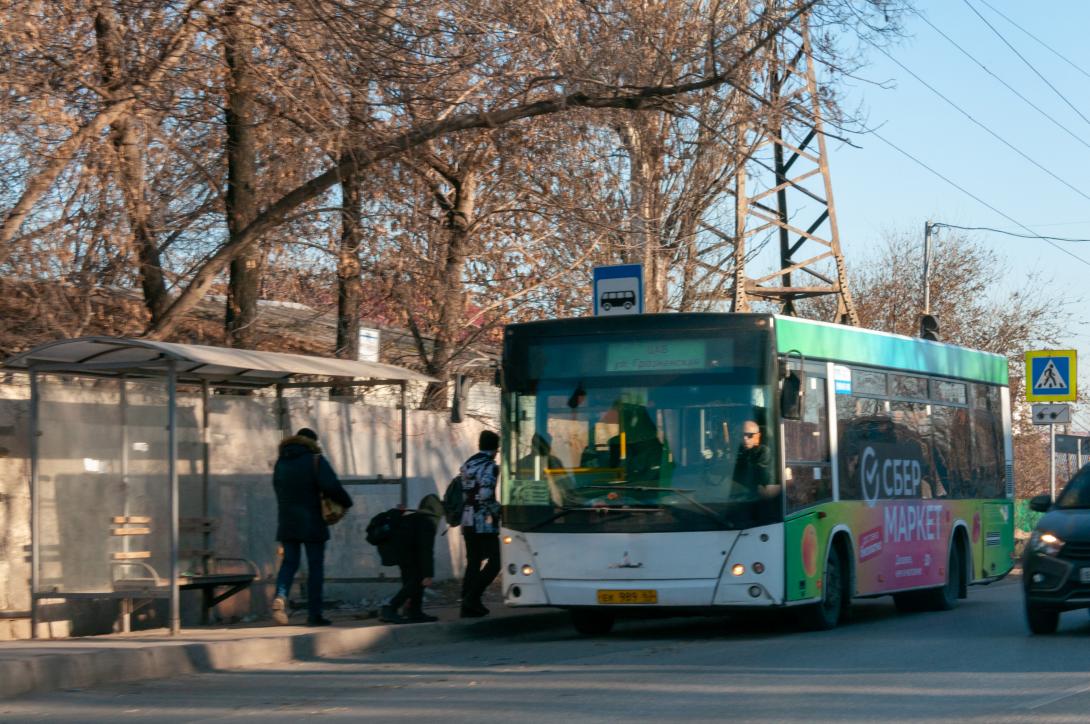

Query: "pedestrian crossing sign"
(1025, 349), (1077, 402)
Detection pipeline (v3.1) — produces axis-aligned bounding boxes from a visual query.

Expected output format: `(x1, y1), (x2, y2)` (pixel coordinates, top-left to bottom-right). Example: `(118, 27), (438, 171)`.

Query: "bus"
(498, 313), (1014, 634)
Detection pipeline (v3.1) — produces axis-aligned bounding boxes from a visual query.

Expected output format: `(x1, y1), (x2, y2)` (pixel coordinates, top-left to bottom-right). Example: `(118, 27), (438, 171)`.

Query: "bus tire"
(571, 609), (615, 636)
(603, 303), (612, 311)
(799, 548), (845, 631)
(1025, 603), (1060, 635)
(920, 540), (963, 611)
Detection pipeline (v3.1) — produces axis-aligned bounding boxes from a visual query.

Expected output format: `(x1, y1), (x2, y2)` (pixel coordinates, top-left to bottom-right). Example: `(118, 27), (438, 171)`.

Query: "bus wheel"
(571, 609), (615, 636)
(603, 303), (612, 311)
(920, 543), (962, 611)
(799, 549), (844, 631)
(623, 301), (633, 310)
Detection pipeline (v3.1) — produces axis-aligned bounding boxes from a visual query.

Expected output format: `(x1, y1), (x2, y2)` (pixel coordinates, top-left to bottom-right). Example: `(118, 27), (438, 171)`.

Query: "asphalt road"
(4, 577), (1090, 723)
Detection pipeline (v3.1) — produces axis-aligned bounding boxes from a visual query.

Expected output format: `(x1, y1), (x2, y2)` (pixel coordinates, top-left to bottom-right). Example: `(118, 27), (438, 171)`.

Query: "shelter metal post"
(29, 371), (40, 639)
(400, 382), (408, 508)
(276, 384), (288, 436)
(168, 362), (180, 635)
(201, 381), (211, 573)
(119, 377), (131, 632)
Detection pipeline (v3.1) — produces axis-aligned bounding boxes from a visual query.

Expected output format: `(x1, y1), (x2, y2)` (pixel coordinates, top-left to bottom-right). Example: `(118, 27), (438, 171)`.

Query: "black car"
(1023, 464), (1090, 634)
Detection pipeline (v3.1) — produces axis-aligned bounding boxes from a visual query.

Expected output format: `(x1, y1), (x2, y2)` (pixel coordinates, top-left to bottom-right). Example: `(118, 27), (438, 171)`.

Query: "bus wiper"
(523, 504), (661, 533)
(585, 485), (731, 528)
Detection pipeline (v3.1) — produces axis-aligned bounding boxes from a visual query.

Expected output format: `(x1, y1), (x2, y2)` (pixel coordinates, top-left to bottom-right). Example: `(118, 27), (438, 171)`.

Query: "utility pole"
(922, 220), (934, 315)
(918, 220), (939, 341)
(724, 9), (858, 325)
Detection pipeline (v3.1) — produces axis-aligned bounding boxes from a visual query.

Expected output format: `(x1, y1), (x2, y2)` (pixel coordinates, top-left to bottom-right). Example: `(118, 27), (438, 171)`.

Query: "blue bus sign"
(1025, 349), (1077, 402)
(593, 264), (643, 316)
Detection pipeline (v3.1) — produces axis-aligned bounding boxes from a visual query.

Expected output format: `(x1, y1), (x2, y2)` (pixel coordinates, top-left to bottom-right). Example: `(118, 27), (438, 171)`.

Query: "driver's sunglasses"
(742, 432), (759, 438)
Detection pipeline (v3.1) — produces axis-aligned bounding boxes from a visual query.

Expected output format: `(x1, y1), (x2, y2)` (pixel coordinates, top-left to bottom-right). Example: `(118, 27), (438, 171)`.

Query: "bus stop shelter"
(4, 337), (434, 636)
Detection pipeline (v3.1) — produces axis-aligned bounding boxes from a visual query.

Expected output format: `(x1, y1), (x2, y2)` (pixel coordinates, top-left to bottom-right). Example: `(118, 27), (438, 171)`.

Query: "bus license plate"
(1081, 568), (1090, 584)
(597, 589), (657, 605)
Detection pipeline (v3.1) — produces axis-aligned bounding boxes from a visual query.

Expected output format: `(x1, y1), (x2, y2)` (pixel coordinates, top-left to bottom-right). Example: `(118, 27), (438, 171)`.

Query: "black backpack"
(442, 475), (464, 527)
(366, 508), (403, 566)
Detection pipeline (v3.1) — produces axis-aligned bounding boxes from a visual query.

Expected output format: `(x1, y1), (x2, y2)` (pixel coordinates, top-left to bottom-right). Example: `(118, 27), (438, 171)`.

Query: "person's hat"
(296, 427), (318, 441)
(418, 494), (444, 519)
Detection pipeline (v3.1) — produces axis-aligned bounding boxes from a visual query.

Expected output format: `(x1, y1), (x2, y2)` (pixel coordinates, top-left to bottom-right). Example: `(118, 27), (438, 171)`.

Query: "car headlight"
(1029, 531), (1064, 556)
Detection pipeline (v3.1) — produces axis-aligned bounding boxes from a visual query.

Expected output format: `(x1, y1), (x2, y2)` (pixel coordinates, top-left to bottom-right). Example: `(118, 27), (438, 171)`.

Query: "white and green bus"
(498, 313), (1014, 634)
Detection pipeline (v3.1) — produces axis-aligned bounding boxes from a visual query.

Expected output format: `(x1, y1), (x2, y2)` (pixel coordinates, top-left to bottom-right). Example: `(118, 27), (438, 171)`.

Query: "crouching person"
(381, 494), (444, 624)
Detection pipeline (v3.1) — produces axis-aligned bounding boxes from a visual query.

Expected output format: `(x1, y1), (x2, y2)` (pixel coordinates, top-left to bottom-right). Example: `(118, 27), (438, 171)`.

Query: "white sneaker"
(271, 596), (289, 625)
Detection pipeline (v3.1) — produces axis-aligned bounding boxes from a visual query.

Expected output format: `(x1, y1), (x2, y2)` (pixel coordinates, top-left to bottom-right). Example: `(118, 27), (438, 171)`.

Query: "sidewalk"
(0, 604), (568, 701)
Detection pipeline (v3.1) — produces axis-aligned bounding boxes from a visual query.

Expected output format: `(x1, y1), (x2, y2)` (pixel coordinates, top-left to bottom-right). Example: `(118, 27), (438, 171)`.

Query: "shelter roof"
(3, 337), (436, 388)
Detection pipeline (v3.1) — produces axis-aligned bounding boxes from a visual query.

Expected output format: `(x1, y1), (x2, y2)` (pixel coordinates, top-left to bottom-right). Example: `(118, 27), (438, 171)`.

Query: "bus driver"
(732, 420), (775, 498)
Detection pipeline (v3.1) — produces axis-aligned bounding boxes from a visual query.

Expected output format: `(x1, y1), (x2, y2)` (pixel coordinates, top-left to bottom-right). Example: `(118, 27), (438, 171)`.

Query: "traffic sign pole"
(1050, 423), (1057, 501)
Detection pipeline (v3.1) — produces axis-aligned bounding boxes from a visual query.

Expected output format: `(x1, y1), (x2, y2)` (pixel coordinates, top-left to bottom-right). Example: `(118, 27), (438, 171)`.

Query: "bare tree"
(141, 0), (822, 339)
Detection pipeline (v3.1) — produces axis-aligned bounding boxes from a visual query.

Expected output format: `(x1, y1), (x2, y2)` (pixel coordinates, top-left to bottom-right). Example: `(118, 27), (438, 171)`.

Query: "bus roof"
(774, 315), (1008, 385)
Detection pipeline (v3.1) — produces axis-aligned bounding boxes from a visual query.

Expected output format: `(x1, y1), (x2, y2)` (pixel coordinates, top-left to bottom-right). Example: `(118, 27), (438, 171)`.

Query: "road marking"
(1022, 681), (1090, 710)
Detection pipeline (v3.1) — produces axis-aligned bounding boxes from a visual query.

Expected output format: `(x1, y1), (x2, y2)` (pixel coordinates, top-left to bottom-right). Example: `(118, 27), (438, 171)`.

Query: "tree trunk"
(419, 168), (476, 411)
(223, 0), (260, 348)
(94, 4), (168, 323)
(331, 165), (364, 397)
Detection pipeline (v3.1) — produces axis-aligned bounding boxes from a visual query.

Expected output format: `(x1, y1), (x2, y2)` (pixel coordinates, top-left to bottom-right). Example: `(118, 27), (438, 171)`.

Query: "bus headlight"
(1030, 531), (1063, 556)
(503, 536), (513, 545)
(521, 565), (535, 576)
(731, 564), (745, 576)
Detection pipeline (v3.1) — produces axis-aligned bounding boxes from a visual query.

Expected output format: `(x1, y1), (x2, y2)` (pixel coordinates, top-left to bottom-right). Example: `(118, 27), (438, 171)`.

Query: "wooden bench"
(110, 516), (258, 629)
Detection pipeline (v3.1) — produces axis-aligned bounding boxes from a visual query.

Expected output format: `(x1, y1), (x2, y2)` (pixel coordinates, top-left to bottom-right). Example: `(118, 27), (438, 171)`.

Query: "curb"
(0, 609), (569, 701)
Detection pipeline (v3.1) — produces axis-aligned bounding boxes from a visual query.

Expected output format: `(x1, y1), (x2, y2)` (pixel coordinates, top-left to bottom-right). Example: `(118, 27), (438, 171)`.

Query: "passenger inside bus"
(516, 432), (574, 504)
(517, 432), (567, 477)
(579, 401), (665, 485)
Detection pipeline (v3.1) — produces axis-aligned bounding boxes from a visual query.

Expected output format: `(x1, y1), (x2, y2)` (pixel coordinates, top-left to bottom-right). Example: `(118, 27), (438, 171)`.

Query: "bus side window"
(835, 396), (887, 501)
(785, 375), (831, 513)
(971, 384), (1004, 498)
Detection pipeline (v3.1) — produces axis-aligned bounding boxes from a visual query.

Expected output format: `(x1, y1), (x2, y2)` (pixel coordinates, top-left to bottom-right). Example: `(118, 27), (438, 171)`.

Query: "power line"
(962, 0), (1090, 129)
(911, 8), (1090, 154)
(975, 0), (1090, 82)
(870, 131), (1090, 268)
(929, 223), (1090, 244)
(868, 41), (1090, 205)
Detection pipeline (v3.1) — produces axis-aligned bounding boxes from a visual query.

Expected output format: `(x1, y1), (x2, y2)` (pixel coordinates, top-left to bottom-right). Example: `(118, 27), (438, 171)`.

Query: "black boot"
(405, 610), (439, 623)
(379, 605), (406, 624)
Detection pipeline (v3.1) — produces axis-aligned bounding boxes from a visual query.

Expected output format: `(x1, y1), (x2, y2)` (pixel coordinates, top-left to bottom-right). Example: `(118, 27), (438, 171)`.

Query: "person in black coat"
(271, 427), (353, 626)
(380, 494), (444, 624)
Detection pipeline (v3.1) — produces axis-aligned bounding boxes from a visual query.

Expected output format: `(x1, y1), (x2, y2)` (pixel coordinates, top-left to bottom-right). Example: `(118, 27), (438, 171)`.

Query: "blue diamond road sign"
(1026, 349), (1076, 402)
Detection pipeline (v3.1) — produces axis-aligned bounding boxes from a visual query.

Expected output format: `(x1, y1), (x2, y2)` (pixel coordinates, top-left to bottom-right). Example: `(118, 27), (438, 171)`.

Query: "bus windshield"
(501, 328), (781, 533)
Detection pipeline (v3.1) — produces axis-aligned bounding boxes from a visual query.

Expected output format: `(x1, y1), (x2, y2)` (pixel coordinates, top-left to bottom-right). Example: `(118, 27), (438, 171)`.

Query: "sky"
(800, 0), (1090, 426)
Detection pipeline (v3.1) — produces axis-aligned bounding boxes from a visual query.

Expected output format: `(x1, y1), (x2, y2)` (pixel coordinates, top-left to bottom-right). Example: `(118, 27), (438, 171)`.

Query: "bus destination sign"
(606, 340), (706, 373)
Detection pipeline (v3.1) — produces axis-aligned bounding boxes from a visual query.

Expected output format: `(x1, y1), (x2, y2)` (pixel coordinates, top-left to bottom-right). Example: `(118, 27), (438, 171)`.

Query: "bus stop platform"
(0, 605), (567, 701)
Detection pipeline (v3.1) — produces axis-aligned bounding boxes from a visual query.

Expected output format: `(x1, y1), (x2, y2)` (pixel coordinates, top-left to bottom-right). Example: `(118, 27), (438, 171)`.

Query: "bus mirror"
(781, 371), (804, 420)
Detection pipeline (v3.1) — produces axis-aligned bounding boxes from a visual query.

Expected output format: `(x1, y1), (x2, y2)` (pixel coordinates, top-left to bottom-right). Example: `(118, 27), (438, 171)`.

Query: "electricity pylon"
(729, 11), (859, 325)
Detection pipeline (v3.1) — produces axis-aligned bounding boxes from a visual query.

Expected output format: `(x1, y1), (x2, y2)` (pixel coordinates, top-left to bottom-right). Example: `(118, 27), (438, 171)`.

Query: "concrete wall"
(0, 375), (493, 638)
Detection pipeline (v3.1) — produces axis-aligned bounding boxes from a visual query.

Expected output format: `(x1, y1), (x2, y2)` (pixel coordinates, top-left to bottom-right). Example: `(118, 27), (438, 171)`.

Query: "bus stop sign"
(1025, 349), (1077, 402)
(593, 264), (643, 316)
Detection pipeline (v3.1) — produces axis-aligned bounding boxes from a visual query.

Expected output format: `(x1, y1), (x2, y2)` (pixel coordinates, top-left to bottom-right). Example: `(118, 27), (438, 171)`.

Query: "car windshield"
(1055, 465), (1090, 509)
